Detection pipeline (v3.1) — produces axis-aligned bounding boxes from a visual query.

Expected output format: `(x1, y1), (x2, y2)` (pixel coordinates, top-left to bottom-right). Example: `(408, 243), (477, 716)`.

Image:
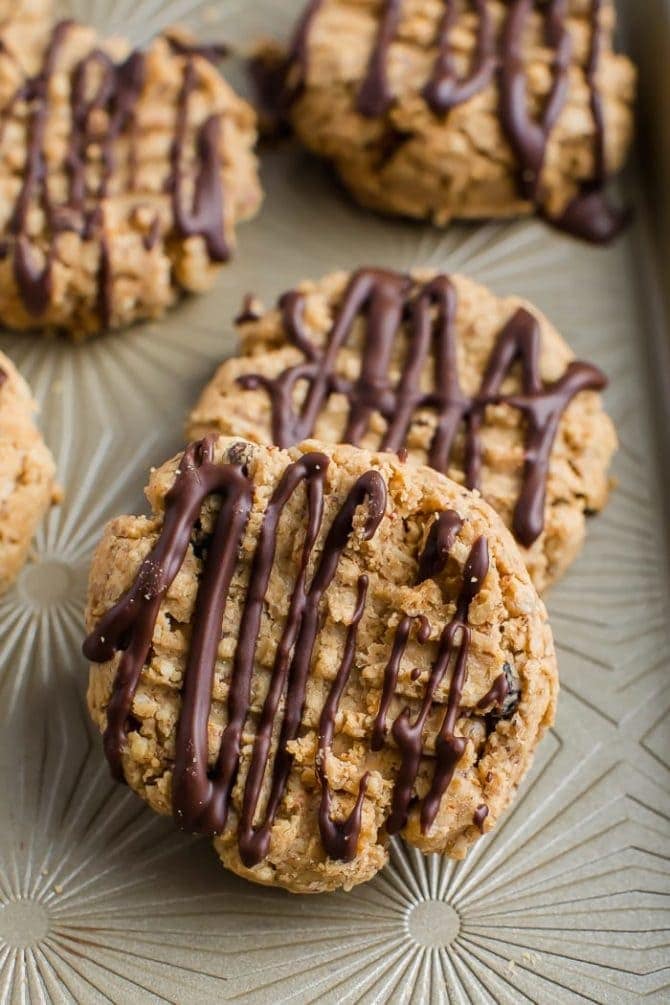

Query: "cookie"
(279, 0), (635, 241)
(84, 435), (557, 893)
(0, 0), (51, 23)
(0, 19), (261, 338)
(188, 268), (617, 591)
(0, 350), (57, 594)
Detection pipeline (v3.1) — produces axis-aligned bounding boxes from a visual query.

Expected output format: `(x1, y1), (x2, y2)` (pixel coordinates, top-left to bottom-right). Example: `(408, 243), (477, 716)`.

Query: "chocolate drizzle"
(371, 613), (431, 752)
(476, 671), (510, 712)
(254, 0), (324, 126)
(357, 0), (402, 117)
(422, 0), (496, 114)
(1, 21), (229, 325)
(235, 293), (262, 325)
(82, 438), (252, 776)
(316, 575), (370, 861)
(238, 267), (607, 547)
(554, 0), (629, 242)
(84, 440), (506, 864)
(374, 531), (490, 834)
(283, 0), (325, 104)
(9, 21), (71, 315)
(417, 510), (463, 583)
(474, 803), (489, 831)
(170, 61), (229, 262)
(166, 34), (229, 64)
(302, 0), (625, 241)
(499, 0), (572, 204)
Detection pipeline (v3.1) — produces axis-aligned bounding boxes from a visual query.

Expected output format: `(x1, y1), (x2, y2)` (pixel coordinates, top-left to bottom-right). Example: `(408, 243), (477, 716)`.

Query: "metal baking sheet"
(0, 1), (668, 1001)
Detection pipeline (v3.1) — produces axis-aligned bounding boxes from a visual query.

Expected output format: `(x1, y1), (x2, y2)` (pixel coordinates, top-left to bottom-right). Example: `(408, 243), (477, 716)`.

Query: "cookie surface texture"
(0, 350), (57, 594)
(188, 268), (617, 591)
(85, 436), (557, 893)
(0, 19), (262, 337)
(284, 0), (635, 240)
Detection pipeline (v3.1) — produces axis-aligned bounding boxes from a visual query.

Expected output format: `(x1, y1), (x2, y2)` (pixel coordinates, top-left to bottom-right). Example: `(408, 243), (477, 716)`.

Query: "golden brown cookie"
(0, 0), (51, 23)
(0, 350), (57, 594)
(280, 0), (635, 241)
(84, 435), (557, 893)
(0, 19), (262, 337)
(188, 268), (617, 591)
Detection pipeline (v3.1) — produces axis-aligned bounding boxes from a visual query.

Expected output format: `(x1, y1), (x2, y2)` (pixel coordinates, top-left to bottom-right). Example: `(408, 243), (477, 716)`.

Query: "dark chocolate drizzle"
(84, 441), (505, 864)
(357, 0), (402, 117)
(476, 671), (509, 712)
(2, 21), (229, 325)
(238, 268), (607, 547)
(170, 60), (229, 262)
(316, 575), (370, 861)
(302, 0), (625, 241)
(374, 531), (490, 834)
(166, 34), (229, 64)
(235, 293), (263, 325)
(553, 0), (629, 242)
(422, 0), (496, 114)
(474, 803), (489, 831)
(251, 0), (324, 129)
(499, 0), (572, 204)
(283, 0), (325, 104)
(416, 510), (463, 584)
(82, 438), (252, 776)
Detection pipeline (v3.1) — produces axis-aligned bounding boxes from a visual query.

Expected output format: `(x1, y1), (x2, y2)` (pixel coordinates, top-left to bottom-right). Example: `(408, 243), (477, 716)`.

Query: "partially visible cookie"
(0, 350), (57, 593)
(188, 268), (617, 591)
(0, 19), (262, 338)
(0, 0), (51, 24)
(281, 0), (635, 241)
(84, 435), (557, 893)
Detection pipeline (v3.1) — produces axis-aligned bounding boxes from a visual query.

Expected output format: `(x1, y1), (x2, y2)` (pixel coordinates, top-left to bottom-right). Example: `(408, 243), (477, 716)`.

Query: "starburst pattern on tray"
(0, 372), (164, 713)
(0, 0), (668, 1001)
(0, 691), (667, 1003)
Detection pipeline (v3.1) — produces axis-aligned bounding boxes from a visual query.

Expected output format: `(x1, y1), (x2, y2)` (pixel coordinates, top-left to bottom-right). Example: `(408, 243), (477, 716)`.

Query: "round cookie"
(281, 0), (635, 240)
(0, 19), (262, 338)
(0, 350), (57, 594)
(188, 268), (617, 592)
(84, 435), (557, 894)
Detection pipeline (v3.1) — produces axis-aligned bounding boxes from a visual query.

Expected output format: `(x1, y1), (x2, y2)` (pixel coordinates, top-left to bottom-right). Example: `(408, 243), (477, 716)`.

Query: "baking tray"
(0, 1), (668, 1001)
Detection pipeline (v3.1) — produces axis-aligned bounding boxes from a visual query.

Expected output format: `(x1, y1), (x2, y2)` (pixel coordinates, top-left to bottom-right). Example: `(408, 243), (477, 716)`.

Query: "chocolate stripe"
(295, 0), (623, 241)
(238, 268), (607, 547)
(2, 21), (229, 324)
(84, 441), (508, 863)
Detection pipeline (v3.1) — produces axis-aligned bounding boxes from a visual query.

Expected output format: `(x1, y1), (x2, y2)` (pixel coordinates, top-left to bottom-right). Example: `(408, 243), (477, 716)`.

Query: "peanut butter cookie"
(280, 0), (635, 241)
(188, 268), (617, 591)
(85, 436), (557, 893)
(0, 350), (57, 593)
(0, 19), (261, 337)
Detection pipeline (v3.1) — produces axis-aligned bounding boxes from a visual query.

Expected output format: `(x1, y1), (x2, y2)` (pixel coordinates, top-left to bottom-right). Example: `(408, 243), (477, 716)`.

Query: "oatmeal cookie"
(0, 0), (51, 24)
(281, 0), (635, 241)
(84, 435), (557, 893)
(0, 19), (261, 337)
(0, 350), (57, 594)
(188, 268), (617, 591)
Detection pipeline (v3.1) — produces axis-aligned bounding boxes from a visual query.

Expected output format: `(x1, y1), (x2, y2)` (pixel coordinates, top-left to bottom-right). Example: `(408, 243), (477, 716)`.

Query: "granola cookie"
(281, 0), (635, 241)
(84, 435), (557, 893)
(0, 19), (261, 338)
(0, 0), (51, 23)
(0, 350), (57, 594)
(188, 268), (617, 591)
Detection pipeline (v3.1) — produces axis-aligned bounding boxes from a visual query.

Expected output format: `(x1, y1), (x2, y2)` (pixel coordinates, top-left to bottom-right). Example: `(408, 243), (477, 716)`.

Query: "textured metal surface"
(0, 1), (668, 1001)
